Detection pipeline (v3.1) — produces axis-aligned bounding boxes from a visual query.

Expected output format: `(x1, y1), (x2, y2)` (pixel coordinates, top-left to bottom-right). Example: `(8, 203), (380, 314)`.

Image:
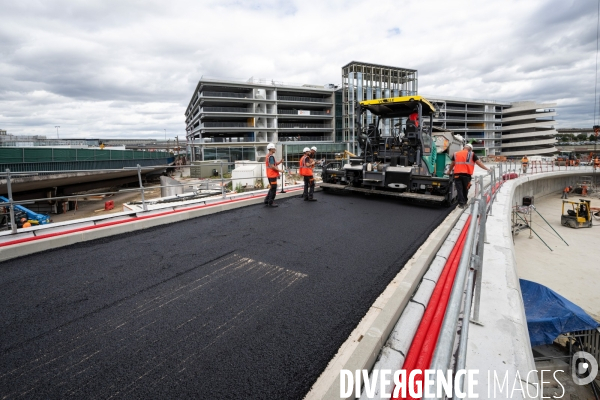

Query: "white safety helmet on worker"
(311, 146), (317, 152)
(465, 143), (473, 150)
(303, 147), (311, 152)
(267, 143), (276, 150)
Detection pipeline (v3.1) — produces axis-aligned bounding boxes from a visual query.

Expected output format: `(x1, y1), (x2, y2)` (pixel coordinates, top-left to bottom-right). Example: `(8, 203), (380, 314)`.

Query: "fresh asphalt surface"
(0, 192), (452, 399)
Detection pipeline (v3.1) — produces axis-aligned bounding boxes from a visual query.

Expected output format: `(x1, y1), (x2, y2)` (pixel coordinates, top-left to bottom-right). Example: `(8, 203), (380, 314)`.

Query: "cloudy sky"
(1, 0), (598, 140)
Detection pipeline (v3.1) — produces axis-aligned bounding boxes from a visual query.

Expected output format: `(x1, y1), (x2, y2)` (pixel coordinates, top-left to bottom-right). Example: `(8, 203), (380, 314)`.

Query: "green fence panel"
(24, 148), (53, 162)
(0, 148), (24, 163)
(52, 148), (78, 161)
(76, 149), (95, 161)
(94, 149), (110, 161)
(109, 150), (124, 160)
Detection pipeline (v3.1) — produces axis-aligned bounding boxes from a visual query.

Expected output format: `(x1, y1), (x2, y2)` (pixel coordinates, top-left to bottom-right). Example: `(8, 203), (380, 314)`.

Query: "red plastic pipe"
(392, 215), (472, 399)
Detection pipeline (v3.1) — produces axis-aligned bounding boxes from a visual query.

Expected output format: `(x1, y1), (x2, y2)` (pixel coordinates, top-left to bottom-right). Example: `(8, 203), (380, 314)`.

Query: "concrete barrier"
(465, 168), (595, 399)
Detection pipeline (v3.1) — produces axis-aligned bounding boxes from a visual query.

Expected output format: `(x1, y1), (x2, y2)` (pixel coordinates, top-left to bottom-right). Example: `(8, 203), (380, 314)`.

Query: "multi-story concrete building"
(185, 78), (346, 164)
(425, 96), (507, 156)
(426, 97), (557, 157)
(500, 101), (558, 156)
(186, 65), (558, 163)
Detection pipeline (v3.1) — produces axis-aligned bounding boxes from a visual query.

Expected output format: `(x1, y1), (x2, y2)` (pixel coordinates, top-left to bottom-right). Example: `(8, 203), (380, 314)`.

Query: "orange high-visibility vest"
(299, 155), (313, 177)
(454, 149), (475, 175)
(265, 154), (279, 178)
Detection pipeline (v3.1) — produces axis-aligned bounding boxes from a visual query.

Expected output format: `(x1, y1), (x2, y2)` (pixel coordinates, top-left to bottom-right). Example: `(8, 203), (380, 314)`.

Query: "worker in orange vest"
(264, 143), (283, 207)
(594, 156), (600, 169)
(448, 143), (490, 208)
(521, 155), (529, 174)
(299, 147), (317, 201)
(561, 186), (572, 199)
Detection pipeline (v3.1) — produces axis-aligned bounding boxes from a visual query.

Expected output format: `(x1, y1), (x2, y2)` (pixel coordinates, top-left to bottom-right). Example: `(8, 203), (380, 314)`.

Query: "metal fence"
(1, 160), (313, 233)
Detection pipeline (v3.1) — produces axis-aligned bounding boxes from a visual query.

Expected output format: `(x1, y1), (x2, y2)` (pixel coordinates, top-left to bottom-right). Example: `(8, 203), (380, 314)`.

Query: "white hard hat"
(303, 147), (311, 152)
(311, 146), (317, 151)
(267, 143), (276, 150)
(465, 143), (473, 150)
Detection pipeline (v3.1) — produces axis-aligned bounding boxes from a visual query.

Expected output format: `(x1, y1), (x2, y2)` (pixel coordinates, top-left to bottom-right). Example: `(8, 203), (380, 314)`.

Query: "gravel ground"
(0, 191), (452, 399)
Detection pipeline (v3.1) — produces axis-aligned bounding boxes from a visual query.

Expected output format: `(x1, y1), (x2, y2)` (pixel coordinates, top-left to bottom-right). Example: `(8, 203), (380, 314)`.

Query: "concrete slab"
(514, 192), (600, 321)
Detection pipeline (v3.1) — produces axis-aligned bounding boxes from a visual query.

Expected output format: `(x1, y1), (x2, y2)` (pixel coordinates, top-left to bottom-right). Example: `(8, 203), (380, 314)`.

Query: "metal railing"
(201, 91), (251, 98)
(1, 161), (318, 234)
(278, 109), (331, 116)
(426, 167), (504, 399)
(202, 107), (252, 113)
(278, 123), (331, 129)
(278, 136), (334, 142)
(203, 122), (250, 128)
(277, 95), (330, 103)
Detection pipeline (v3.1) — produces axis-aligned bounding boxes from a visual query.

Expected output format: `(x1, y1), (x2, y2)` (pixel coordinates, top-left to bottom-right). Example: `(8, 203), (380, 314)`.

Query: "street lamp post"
(594, 125), (599, 186)
(55, 126), (60, 139)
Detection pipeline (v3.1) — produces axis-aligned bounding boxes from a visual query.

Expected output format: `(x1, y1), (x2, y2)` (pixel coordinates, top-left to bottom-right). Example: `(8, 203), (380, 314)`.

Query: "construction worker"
(299, 147), (317, 201)
(264, 143), (283, 207)
(594, 156), (600, 170)
(562, 186), (572, 199)
(448, 143), (490, 208)
(521, 155), (529, 174)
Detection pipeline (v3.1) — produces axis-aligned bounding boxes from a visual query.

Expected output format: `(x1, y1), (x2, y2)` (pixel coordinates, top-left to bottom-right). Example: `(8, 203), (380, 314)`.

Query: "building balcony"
(502, 112), (556, 123)
(501, 138), (557, 148)
(277, 95), (332, 103)
(201, 122), (276, 129)
(279, 135), (334, 142)
(278, 123), (332, 129)
(501, 130), (557, 140)
(501, 146), (557, 157)
(502, 121), (555, 131)
(201, 91), (253, 99)
(278, 109), (332, 116)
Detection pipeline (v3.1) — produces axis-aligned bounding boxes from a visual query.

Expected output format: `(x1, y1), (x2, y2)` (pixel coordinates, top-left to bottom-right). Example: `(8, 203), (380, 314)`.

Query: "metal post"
(471, 197), (487, 325)
(5, 168), (17, 234)
(137, 164), (147, 212)
(221, 162), (225, 199)
(280, 162), (286, 194)
(454, 267), (476, 400)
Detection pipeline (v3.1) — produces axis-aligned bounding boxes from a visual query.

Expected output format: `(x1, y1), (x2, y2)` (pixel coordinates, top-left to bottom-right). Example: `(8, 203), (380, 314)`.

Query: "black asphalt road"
(0, 192), (452, 399)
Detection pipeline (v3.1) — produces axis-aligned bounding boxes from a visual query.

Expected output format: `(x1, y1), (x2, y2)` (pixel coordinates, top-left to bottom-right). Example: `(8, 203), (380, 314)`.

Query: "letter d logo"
(572, 351), (598, 386)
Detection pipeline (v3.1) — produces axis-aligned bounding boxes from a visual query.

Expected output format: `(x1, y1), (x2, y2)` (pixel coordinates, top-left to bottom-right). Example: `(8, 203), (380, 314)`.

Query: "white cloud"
(0, 0), (598, 138)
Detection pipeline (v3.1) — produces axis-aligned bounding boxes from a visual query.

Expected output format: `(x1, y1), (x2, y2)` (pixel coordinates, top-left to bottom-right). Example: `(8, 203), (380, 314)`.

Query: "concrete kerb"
(307, 206), (466, 400)
(0, 190), (303, 262)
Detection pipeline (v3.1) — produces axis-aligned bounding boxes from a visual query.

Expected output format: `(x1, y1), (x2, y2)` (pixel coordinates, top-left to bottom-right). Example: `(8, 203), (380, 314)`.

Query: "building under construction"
(341, 61), (418, 153)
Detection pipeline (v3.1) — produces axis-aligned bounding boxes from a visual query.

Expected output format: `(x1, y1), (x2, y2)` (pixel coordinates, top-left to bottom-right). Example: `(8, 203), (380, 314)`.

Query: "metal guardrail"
(277, 96), (330, 103)
(201, 91), (250, 98)
(202, 107), (252, 113)
(425, 166), (505, 399)
(278, 123), (331, 129)
(278, 109), (330, 115)
(1, 161), (316, 234)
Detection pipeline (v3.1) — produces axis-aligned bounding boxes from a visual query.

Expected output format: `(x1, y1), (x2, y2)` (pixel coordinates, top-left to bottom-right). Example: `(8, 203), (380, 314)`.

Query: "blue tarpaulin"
(520, 279), (599, 347)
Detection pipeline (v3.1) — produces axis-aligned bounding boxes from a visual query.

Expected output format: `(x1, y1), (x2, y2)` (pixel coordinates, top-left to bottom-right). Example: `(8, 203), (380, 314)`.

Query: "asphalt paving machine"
(321, 96), (459, 205)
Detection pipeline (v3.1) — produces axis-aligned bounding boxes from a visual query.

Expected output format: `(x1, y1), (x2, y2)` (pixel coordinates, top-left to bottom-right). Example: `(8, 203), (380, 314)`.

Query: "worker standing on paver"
(521, 155), (529, 174)
(264, 143), (283, 207)
(448, 143), (490, 208)
(299, 147), (317, 201)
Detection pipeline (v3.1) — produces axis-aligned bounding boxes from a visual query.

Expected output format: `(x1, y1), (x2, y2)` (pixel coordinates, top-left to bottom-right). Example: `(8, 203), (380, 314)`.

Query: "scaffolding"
(341, 61), (418, 153)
